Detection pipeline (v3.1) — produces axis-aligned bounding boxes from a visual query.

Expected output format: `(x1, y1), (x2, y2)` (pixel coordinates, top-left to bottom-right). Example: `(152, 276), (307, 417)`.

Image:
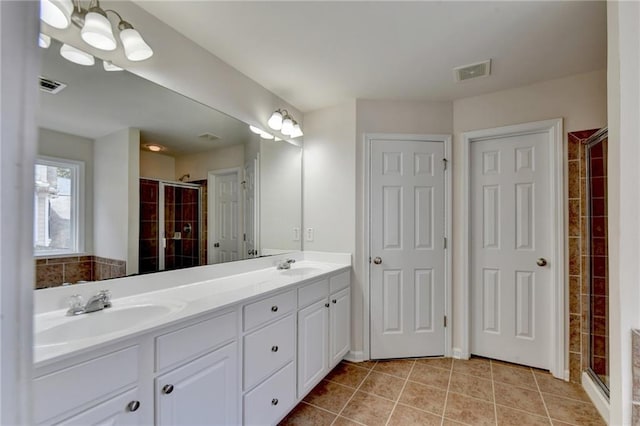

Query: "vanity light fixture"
(103, 60), (123, 71)
(267, 109), (303, 138)
(60, 43), (95, 66)
(39, 33), (52, 48)
(249, 125), (275, 140)
(40, 0), (153, 63)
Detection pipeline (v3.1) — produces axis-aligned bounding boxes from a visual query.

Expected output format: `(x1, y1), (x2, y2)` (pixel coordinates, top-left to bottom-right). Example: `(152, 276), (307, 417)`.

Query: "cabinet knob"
(272, 398), (279, 406)
(271, 305), (278, 312)
(332, 299), (337, 304)
(127, 400), (140, 412)
(325, 303), (330, 308)
(271, 345), (279, 352)
(162, 384), (174, 394)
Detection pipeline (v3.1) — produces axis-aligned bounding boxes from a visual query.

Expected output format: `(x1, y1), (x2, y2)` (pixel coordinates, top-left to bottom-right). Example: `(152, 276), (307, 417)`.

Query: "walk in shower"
(139, 179), (202, 274)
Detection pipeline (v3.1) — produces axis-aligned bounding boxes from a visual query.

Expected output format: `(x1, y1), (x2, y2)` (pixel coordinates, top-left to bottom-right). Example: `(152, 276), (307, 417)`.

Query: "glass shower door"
(159, 182), (201, 271)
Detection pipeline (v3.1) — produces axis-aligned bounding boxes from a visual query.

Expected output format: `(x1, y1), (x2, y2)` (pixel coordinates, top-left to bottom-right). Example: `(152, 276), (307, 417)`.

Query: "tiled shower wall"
(139, 179), (159, 273)
(35, 256), (126, 289)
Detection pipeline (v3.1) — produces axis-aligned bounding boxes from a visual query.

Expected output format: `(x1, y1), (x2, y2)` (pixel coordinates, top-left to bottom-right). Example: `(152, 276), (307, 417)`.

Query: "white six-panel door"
(370, 138), (446, 359)
(213, 172), (240, 263)
(470, 131), (552, 369)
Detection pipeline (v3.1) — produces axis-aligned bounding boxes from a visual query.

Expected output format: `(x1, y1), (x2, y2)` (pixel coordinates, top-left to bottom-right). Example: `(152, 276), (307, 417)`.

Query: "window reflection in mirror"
(35, 38), (302, 289)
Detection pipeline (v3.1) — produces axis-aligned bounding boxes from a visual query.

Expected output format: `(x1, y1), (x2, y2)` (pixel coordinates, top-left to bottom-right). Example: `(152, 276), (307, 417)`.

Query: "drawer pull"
(162, 384), (174, 395)
(127, 400), (140, 412)
(271, 305), (278, 312)
(272, 398), (279, 406)
(325, 303), (330, 308)
(271, 345), (279, 352)
(332, 299), (337, 304)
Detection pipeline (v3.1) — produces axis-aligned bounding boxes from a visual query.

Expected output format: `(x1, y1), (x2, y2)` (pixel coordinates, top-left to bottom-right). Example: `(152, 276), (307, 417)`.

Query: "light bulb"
(39, 33), (51, 49)
(281, 117), (294, 136)
(145, 144), (163, 152)
(290, 122), (304, 138)
(268, 110), (283, 130)
(60, 44), (95, 66)
(120, 28), (153, 61)
(40, 0), (73, 29)
(81, 8), (117, 51)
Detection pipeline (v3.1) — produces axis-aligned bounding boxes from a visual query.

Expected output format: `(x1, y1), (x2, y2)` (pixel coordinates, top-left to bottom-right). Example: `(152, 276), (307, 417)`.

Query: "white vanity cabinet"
(297, 271), (351, 398)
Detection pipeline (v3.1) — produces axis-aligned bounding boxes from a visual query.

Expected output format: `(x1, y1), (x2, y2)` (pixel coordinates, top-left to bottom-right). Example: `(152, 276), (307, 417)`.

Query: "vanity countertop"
(34, 252), (351, 368)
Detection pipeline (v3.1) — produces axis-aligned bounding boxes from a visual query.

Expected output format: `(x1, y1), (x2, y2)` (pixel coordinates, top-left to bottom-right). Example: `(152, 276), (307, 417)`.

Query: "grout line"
(440, 359), (455, 426)
(532, 367), (553, 425)
(299, 401), (344, 417)
(330, 364), (375, 426)
(384, 359), (416, 426)
(494, 403), (551, 420)
(490, 360), (498, 425)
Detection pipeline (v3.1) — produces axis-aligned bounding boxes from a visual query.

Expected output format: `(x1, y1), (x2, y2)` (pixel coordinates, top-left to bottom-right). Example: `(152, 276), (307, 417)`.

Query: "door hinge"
(243, 233), (246, 241)
(444, 237), (447, 249)
(443, 158), (448, 170)
(444, 316), (447, 327)
(368, 256), (371, 264)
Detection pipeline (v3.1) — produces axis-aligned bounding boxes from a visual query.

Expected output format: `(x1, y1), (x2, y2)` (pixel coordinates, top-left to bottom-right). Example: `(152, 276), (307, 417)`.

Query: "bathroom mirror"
(35, 38), (302, 288)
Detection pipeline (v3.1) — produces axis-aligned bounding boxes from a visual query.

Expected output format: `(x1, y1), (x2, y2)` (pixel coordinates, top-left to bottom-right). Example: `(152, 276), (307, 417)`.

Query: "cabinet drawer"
(243, 290), (295, 332)
(156, 310), (236, 372)
(244, 314), (295, 390)
(330, 270), (350, 293)
(243, 362), (295, 426)
(34, 346), (139, 424)
(298, 278), (328, 308)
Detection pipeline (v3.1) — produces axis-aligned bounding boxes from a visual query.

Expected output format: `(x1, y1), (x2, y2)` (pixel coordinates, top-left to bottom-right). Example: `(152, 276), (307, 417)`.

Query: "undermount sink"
(35, 303), (182, 347)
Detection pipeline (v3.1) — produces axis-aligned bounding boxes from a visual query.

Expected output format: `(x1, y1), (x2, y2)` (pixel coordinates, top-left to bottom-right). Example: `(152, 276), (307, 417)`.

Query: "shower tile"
(568, 199), (580, 235)
(569, 315), (581, 353)
(569, 352), (581, 383)
(568, 160), (580, 199)
(569, 278), (580, 313)
(569, 238), (580, 275)
(36, 264), (63, 287)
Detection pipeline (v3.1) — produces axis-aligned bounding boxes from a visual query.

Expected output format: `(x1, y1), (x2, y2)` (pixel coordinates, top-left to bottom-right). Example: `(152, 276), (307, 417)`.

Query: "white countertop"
(33, 252), (351, 368)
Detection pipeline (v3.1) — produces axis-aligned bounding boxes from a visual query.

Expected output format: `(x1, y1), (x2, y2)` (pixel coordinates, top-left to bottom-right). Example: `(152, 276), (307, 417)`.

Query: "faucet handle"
(66, 294), (84, 316)
(287, 259), (296, 264)
(98, 289), (112, 308)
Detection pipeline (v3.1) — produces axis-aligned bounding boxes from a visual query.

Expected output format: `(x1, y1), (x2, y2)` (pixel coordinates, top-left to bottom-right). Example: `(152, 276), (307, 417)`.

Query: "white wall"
(451, 70), (607, 357)
(38, 128), (94, 254)
(94, 128), (140, 274)
(140, 150), (176, 181)
(607, 1), (640, 424)
(175, 144), (244, 182)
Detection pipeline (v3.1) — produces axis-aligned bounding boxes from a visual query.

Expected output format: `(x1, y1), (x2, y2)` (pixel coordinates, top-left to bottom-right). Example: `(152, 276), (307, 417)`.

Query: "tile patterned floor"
(279, 357), (606, 426)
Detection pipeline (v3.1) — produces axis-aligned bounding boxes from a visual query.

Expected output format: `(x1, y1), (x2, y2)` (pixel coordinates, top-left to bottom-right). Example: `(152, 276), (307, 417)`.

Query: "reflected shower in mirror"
(35, 38), (302, 288)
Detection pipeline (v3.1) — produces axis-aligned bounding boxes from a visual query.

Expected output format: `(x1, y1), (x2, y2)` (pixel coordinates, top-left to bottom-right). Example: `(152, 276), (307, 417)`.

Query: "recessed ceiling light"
(145, 144), (164, 152)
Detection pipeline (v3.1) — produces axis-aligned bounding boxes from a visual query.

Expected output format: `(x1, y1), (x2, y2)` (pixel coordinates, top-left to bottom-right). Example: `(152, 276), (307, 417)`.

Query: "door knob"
(536, 258), (548, 267)
(373, 257), (382, 265)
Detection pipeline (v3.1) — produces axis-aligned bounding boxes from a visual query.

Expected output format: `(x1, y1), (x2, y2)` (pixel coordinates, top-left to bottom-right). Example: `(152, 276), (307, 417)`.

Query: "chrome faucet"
(66, 290), (112, 316)
(276, 259), (296, 270)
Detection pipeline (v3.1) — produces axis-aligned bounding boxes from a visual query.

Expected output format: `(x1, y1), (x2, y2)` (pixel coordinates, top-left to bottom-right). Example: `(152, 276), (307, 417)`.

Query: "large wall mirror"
(35, 38), (302, 289)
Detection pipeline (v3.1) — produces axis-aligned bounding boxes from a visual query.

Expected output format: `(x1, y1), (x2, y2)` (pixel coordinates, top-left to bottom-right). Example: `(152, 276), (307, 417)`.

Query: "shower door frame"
(158, 180), (202, 271)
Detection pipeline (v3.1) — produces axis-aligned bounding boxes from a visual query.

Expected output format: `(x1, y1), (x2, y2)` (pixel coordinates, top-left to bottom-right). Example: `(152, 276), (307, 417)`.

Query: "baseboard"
(582, 371), (610, 425)
(452, 348), (469, 359)
(345, 350), (365, 362)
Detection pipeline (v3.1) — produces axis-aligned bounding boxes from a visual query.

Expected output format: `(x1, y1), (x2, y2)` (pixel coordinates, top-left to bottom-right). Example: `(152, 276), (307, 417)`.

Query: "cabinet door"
(156, 342), (238, 426)
(56, 388), (141, 426)
(297, 299), (329, 398)
(329, 288), (351, 368)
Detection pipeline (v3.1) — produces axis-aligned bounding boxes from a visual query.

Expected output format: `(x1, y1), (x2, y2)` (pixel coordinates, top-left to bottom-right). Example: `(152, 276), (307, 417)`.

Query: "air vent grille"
(198, 132), (220, 141)
(453, 60), (491, 82)
(39, 76), (67, 94)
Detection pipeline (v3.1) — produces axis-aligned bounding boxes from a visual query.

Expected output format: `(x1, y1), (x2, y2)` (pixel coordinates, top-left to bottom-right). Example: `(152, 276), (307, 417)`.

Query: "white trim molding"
(461, 119), (565, 379)
(582, 372), (610, 424)
(363, 133), (453, 360)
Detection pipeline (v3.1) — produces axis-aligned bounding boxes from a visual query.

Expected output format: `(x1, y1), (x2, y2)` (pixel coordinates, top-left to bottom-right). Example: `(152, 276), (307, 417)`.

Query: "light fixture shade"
(281, 117), (294, 136)
(120, 28), (153, 61)
(267, 110), (283, 130)
(39, 33), (51, 49)
(81, 9), (117, 51)
(103, 60), (123, 71)
(260, 131), (274, 140)
(249, 125), (263, 135)
(40, 0), (73, 29)
(290, 122), (304, 138)
(60, 44), (95, 66)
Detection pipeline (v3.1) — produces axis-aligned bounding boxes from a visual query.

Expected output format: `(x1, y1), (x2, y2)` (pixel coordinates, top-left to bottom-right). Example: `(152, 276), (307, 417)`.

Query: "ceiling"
(134, 1), (607, 113)
(37, 39), (251, 155)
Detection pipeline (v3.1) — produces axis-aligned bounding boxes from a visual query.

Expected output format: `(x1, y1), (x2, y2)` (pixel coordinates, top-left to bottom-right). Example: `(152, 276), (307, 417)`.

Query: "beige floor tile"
(340, 391), (395, 426)
(496, 405), (551, 426)
(452, 357), (492, 379)
(491, 359), (533, 370)
(443, 418), (471, 426)
(303, 380), (355, 413)
(388, 404), (443, 426)
(372, 359), (414, 379)
(449, 372), (494, 402)
(415, 357), (453, 371)
(359, 371), (405, 401)
(344, 360), (378, 370)
(551, 421), (577, 426)
(444, 392), (496, 426)
(409, 363), (451, 390)
(279, 402), (336, 426)
(325, 363), (370, 389)
(494, 381), (547, 416)
(492, 363), (537, 390)
(332, 416), (365, 426)
(535, 372), (590, 402)
(543, 393), (606, 426)
(398, 380), (447, 416)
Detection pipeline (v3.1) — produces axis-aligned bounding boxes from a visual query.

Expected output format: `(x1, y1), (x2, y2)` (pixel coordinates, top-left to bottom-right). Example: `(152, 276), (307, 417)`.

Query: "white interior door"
(470, 131), (552, 369)
(211, 171), (240, 264)
(243, 159), (258, 259)
(370, 138), (446, 359)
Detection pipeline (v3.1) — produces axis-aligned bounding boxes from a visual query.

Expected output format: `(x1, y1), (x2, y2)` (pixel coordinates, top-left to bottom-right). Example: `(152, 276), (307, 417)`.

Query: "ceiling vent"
(453, 59), (491, 82)
(39, 76), (67, 94)
(198, 132), (220, 141)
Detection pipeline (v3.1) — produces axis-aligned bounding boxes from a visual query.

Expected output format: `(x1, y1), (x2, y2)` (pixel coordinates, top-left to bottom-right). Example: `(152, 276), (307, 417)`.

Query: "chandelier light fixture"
(267, 109), (303, 138)
(39, 0), (153, 66)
